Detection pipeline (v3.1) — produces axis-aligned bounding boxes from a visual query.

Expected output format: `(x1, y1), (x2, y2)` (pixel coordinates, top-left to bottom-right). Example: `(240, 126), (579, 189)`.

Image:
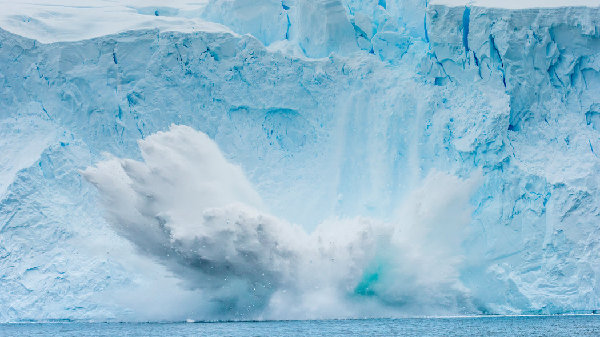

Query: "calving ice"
(0, 0), (599, 322)
(83, 125), (481, 318)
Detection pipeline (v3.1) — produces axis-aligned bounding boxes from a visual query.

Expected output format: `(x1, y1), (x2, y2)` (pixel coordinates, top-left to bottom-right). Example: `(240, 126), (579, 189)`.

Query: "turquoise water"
(2, 316), (600, 336)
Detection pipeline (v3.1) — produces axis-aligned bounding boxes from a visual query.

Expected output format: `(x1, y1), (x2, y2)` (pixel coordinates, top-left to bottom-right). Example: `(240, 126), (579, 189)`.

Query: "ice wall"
(1, 0), (600, 321)
(426, 4), (600, 312)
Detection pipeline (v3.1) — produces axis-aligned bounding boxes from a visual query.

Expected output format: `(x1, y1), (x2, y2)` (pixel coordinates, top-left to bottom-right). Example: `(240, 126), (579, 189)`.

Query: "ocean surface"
(1, 315), (599, 336)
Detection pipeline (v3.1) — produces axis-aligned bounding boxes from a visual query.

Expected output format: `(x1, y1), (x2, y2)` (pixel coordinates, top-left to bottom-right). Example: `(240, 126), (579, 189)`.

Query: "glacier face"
(1, 0), (600, 321)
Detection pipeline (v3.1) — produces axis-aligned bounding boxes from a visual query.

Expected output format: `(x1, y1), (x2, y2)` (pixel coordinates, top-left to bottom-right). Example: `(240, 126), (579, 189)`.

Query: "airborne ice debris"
(83, 125), (481, 319)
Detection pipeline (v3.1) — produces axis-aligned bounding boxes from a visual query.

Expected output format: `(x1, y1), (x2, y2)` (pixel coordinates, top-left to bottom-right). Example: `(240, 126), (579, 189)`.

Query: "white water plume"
(82, 124), (482, 320)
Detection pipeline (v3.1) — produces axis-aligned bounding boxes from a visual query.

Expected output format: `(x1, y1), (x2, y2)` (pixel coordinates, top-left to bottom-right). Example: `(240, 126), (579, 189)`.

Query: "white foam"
(83, 125), (482, 319)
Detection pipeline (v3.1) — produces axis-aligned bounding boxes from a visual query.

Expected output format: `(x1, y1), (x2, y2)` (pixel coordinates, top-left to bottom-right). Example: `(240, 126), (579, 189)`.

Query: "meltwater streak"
(82, 125), (482, 320)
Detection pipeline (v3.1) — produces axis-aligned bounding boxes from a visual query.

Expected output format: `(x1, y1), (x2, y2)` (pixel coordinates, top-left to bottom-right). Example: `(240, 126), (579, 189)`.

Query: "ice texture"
(1, 0), (600, 321)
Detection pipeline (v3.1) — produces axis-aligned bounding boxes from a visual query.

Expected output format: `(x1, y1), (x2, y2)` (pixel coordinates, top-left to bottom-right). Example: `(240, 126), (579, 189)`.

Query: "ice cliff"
(1, 0), (600, 322)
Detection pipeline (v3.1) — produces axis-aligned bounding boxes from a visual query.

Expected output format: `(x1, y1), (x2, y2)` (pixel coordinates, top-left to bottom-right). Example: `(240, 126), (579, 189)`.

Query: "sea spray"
(83, 125), (482, 319)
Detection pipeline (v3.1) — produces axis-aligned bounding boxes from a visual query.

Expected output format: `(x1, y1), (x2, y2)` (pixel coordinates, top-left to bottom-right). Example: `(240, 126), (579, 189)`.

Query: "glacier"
(1, 0), (600, 321)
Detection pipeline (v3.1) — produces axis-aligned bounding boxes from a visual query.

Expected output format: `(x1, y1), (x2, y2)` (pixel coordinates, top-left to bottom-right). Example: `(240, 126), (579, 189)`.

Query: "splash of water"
(82, 124), (482, 320)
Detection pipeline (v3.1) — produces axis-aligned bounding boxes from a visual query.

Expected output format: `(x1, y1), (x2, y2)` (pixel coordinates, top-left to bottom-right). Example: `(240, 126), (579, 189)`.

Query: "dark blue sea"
(1, 315), (600, 336)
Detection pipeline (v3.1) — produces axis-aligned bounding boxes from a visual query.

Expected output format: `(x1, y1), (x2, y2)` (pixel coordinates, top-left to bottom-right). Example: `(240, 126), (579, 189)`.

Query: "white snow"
(0, 0), (231, 43)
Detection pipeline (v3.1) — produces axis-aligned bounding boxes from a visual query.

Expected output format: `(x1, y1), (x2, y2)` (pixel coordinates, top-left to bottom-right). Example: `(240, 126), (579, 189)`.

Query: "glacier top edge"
(2, 0), (600, 44)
